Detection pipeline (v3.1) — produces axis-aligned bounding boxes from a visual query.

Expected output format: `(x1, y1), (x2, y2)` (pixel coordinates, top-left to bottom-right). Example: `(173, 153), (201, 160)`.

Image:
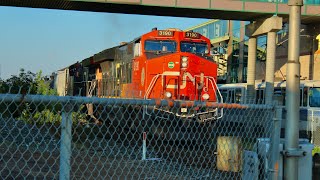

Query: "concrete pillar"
(247, 37), (257, 103)
(265, 31), (277, 105)
(245, 16), (282, 104)
(309, 34), (315, 80)
(317, 34), (320, 50)
(227, 21), (234, 83)
(313, 34), (320, 80)
(238, 21), (245, 83)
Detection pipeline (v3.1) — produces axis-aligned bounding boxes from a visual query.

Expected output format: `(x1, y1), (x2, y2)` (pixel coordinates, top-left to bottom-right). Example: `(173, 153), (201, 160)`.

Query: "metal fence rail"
(0, 93), (277, 179)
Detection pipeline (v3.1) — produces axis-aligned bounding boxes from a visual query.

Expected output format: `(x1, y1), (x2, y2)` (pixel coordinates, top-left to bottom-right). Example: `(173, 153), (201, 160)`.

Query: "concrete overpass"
(0, 0), (319, 24)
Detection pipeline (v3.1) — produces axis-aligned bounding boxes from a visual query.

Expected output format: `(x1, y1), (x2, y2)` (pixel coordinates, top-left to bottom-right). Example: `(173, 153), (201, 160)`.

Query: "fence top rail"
(0, 94), (274, 110)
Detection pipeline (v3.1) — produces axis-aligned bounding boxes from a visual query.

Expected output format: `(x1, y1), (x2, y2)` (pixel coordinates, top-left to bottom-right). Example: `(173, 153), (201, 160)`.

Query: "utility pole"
(284, 0), (303, 179)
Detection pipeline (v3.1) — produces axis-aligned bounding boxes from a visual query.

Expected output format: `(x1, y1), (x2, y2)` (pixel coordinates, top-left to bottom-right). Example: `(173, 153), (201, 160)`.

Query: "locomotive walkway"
(0, 0), (319, 24)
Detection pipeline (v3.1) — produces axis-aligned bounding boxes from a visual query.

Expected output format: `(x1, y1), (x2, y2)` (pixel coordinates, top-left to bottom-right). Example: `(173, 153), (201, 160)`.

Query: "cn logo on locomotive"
(165, 72), (205, 89)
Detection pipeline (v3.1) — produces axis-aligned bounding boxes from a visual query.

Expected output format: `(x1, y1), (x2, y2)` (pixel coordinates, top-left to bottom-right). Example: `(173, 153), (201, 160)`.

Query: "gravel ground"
(0, 118), (59, 152)
(3, 118), (317, 179)
(0, 118), (214, 179)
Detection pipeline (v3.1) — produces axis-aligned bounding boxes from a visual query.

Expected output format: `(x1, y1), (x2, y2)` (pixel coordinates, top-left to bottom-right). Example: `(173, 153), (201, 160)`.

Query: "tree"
(35, 71), (56, 96)
(0, 68), (37, 118)
(0, 68), (37, 94)
(1, 69), (87, 126)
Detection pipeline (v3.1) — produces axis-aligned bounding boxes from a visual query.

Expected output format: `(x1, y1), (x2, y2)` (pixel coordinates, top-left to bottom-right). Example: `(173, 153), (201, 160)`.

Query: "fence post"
(59, 104), (72, 180)
(285, 1), (303, 179)
(270, 106), (282, 180)
(142, 132), (147, 160)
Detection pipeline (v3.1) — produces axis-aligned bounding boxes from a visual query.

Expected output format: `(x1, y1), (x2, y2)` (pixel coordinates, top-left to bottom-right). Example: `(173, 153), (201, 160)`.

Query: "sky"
(0, 6), (209, 80)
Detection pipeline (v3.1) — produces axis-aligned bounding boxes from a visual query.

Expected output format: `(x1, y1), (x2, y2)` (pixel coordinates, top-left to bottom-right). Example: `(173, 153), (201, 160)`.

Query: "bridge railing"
(240, 0), (320, 5)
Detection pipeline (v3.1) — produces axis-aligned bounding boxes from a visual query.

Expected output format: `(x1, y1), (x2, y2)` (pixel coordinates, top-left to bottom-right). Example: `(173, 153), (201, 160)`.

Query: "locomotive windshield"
(144, 40), (176, 52)
(180, 42), (208, 54)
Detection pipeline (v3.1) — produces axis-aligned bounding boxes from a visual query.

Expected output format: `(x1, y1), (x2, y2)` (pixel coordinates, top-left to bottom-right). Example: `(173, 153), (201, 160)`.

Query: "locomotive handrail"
(144, 74), (162, 100)
(207, 77), (224, 119)
(144, 73), (177, 119)
(145, 73), (223, 103)
(86, 80), (99, 123)
(193, 75), (223, 104)
(87, 80), (96, 97)
(193, 75), (224, 119)
(144, 72), (181, 100)
(144, 73), (224, 120)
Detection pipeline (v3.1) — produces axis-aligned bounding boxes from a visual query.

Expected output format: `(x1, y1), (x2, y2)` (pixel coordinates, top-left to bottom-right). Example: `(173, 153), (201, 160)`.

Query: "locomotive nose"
(180, 55), (202, 70)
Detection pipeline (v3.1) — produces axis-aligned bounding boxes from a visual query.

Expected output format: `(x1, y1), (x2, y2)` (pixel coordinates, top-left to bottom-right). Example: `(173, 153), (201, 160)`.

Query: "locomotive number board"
(158, 30), (174, 37)
(185, 32), (200, 39)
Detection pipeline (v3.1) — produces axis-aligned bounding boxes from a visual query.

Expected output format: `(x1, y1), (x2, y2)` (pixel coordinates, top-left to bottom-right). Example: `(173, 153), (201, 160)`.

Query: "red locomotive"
(57, 28), (222, 124)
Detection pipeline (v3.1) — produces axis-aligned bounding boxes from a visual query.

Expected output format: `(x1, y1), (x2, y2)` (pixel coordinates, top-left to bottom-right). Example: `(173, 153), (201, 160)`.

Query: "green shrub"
(313, 146), (320, 156)
(1, 69), (88, 126)
(19, 104), (88, 125)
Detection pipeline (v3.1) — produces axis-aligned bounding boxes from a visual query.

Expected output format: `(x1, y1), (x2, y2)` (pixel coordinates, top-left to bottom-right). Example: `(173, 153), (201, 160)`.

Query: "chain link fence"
(0, 92), (280, 179)
(308, 109), (320, 152)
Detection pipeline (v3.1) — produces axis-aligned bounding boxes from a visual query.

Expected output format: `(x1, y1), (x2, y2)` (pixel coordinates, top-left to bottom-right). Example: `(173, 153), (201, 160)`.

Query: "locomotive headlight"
(181, 62), (188, 68)
(181, 56), (188, 62)
(181, 56), (188, 68)
(165, 91), (172, 98)
(202, 93), (210, 100)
